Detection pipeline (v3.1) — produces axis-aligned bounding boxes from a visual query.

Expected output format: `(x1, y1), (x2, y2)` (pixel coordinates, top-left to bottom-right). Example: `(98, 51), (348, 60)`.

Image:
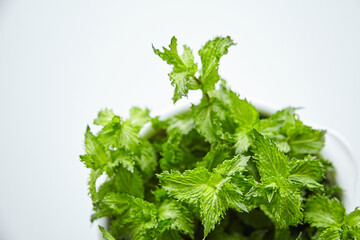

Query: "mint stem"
(193, 76), (201, 85)
(193, 76), (210, 100)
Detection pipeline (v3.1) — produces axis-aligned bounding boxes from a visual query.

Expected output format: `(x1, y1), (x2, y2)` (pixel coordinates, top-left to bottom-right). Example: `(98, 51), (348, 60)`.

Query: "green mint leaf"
(153, 37), (197, 74)
(259, 181), (302, 228)
(200, 184), (227, 238)
(256, 118), (290, 153)
(270, 108), (325, 155)
(159, 132), (183, 171)
(129, 107), (151, 131)
(102, 192), (131, 215)
(317, 229), (341, 240)
(159, 164), (248, 238)
(99, 225), (116, 240)
(160, 129), (206, 172)
(192, 97), (226, 143)
(167, 111), (194, 135)
(160, 112), (207, 172)
(233, 129), (252, 154)
(88, 169), (103, 204)
(198, 36), (235, 93)
(99, 167), (144, 199)
(345, 208), (360, 227)
(98, 117), (140, 151)
(200, 143), (231, 171)
(251, 130), (289, 181)
(153, 37), (198, 103)
(158, 200), (195, 238)
(107, 149), (135, 173)
(158, 167), (211, 205)
(79, 154), (93, 169)
(251, 130), (305, 227)
(94, 108), (115, 126)
(214, 155), (249, 176)
(220, 182), (248, 213)
(134, 139), (158, 180)
(211, 81), (259, 153)
(117, 120), (141, 149)
(168, 72), (191, 103)
(344, 228), (360, 240)
(257, 118), (284, 140)
(211, 80), (258, 128)
(271, 107), (298, 128)
(84, 126), (109, 169)
(304, 196), (345, 228)
(227, 91), (258, 128)
(102, 193), (158, 239)
(288, 124), (326, 155)
(276, 141), (291, 153)
(305, 198), (360, 239)
(288, 156), (325, 190)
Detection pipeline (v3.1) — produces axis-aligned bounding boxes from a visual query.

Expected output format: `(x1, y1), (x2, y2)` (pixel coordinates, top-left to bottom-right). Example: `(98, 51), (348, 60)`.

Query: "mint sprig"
(153, 36), (235, 102)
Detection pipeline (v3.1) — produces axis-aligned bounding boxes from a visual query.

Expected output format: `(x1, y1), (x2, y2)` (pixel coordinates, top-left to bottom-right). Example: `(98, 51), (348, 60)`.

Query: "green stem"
(193, 76), (210, 100)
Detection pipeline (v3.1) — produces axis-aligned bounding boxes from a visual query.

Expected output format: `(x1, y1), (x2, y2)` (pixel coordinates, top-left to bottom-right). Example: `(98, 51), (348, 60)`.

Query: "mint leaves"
(250, 130), (321, 228)
(153, 37), (198, 103)
(305, 197), (360, 239)
(81, 36), (357, 239)
(158, 155), (249, 238)
(198, 36), (235, 93)
(153, 36), (235, 102)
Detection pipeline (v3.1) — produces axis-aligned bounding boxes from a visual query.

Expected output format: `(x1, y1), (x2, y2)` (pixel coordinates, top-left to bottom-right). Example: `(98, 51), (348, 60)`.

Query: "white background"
(0, 0), (359, 239)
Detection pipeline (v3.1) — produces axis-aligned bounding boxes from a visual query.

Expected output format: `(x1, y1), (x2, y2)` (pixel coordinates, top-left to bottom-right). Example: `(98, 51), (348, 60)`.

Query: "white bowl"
(97, 100), (358, 238)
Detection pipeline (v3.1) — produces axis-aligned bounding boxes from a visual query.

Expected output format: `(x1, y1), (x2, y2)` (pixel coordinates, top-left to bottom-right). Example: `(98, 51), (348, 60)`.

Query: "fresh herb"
(81, 36), (358, 239)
